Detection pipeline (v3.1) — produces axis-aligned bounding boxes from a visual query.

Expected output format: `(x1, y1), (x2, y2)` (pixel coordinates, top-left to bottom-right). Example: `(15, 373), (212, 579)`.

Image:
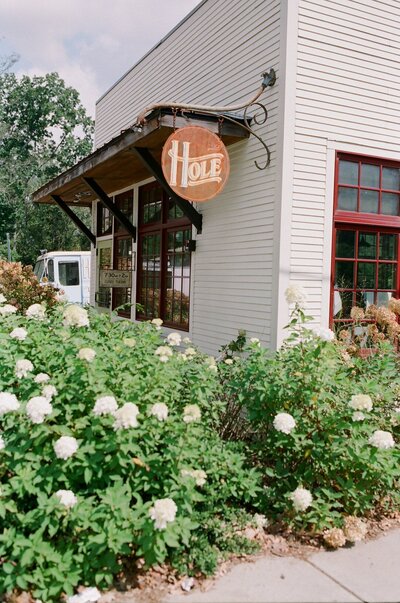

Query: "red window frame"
(136, 182), (192, 331)
(330, 152), (400, 326)
(112, 190), (134, 317)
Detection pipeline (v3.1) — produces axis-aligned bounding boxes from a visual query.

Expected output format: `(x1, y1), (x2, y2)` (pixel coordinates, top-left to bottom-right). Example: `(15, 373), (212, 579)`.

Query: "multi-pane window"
(137, 182), (192, 330)
(97, 204), (112, 236)
(332, 154), (400, 325)
(112, 190), (133, 316)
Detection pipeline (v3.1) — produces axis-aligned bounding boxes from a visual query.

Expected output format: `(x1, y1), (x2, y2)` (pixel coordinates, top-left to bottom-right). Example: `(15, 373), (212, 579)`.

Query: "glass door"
(95, 239), (112, 313)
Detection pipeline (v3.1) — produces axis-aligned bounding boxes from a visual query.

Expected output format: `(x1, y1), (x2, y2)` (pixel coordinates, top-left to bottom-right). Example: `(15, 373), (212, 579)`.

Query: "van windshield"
(34, 260), (44, 280)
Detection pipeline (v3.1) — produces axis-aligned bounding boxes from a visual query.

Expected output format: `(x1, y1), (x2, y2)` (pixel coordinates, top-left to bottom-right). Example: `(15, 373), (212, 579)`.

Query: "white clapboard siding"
(287, 0), (400, 329)
(94, 0), (281, 354)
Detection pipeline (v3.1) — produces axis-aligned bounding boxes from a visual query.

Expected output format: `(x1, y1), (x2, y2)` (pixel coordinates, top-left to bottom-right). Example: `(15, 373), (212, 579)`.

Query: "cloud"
(0, 0), (200, 116)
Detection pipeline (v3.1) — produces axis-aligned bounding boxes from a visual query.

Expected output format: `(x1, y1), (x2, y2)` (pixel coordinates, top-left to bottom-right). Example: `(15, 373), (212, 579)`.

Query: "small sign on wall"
(99, 270), (132, 288)
(161, 126), (230, 202)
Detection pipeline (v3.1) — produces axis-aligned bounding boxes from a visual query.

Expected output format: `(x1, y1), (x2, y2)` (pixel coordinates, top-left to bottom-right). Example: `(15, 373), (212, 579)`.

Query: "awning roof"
(32, 110), (249, 207)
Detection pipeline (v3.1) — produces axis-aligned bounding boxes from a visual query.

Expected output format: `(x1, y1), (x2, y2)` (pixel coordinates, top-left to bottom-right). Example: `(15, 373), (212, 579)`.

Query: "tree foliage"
(0, 69), (94, 265)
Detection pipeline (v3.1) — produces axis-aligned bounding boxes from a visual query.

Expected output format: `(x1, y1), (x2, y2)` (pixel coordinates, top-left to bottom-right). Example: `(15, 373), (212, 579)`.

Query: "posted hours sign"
(161, 126), (230, 202)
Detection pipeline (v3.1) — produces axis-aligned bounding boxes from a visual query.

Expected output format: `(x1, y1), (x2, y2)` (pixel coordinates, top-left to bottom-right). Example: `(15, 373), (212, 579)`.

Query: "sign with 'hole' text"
(161, 126), (230, 202)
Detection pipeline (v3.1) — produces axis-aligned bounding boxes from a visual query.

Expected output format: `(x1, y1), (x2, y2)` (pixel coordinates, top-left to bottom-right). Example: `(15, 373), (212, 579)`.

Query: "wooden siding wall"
(291, 0), (400, 327)
(95, 0), (281, 353)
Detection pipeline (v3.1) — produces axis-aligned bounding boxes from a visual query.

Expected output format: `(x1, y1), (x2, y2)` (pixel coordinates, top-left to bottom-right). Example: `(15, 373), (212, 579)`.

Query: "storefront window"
(112, 190), (134, 316)
(137, 182), (192, 330)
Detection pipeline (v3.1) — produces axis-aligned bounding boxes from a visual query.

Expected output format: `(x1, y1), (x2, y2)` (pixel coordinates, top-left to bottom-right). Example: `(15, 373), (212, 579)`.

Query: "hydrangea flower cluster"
(285, 284), (308, 307)
(181, 468), (207, 486)
(93, 396), (118, 416)
(349, 394), (373, 412)
(183, 404), (201, 423)
(151, 318), (163, 330)
(154, 345), (173, 362)
(15, 358), (33, 378)
(0, 392), (20, 416)
(167, 332), (181, 346)
(10, 327), (28, 341)
(26, 303), (46, 321)
(368, 430), (395, 449)
(149, 498), (177, 530)
(34, 373), (50, 384)
(55, 489), (77, 509)
(323, 527), (346, 548)
(63, 304), (89, 328)
(54, 436), (79, 460)
(343, 516), (367, 542)
(273, 412), (296, 435)
(149, 403), (169, 421)
(113, 403), (139, 429)
(313, 327), (335, 341)
(26, 396), (53, 424)
(0, 304), (17, 316)
(0, 435), (5, 450)
(290, 486), (313, 512)
(0, 293), (6, 303)
(77, 347), (96, 362)
(42, 384), (57, 400)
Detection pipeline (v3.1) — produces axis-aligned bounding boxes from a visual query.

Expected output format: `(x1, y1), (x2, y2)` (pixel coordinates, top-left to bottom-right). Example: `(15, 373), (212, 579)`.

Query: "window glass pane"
(356, 290), (375, 309)
(335, 261), (354, 288)
(338, 187), (357, 211)
(358, 232), (377, 259)
(382, 167), (400, 191)
(59, 262), (79, 286)
(34, 260), (44, 279)
(377, 291), (394, 307)
(379, 234), (397, 260)
(168, 199), (184, 220)
(357, 262), (376, 288)
(381, 192), (399, 216)
(333, 290), (353, 318)
(47, 260), (54, 282)
(360, 163), (379, 188)
(338, 160), (358, 185)
(359, 189), (379, 213)
(378, 263), (396, 289)
(336, 230), (355, 258)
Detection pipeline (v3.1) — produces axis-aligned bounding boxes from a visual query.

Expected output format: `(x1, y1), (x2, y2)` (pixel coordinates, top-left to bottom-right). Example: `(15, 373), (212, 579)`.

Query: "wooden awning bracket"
(131, 147), (203, 234)
(51, 194), (96, 246)
(82, 177), (137, 241)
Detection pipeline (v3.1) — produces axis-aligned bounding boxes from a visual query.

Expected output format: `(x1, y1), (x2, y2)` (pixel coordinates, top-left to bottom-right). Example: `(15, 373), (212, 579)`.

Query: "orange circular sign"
(161, 126), (230, 202)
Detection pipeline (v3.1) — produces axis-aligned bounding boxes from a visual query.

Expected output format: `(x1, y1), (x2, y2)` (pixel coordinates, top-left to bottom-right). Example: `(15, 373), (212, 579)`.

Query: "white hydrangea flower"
(150, 402), (169, 421)
(0, 392), (20, 415)
(0, 304), (17, 316)
(26, 303), (46, 320)
(55, 489), (77, 509)
(113, 402), (139, 429)
(0, 293), (6, 303)
(10, 327), (28, 341)
(178, 353), (188, 361)
(34, 373), (50, 384)
(395, 407), (400, 414)
(349, 394), (373, 412)
(254, 513), (268, 529)
(249, 337), (261, 346)
(368, 430), (395, 450)
(352, 411), (366, 422)
(285, 284), (308, 306)
(15, 358), (34, 378)
(224, 358), (233, 365)
(63, 304), (89, 328)
(67, 587), (102, 603)
(55, 291), (68, 303)
(290, 486), (313, 512)
(183, 404), (201, 423)
(151, 317), (163, 330)
(167, 332), (181, 346)
(77, 347), (96, 362)
(93, 395), (118, 416)
(205, 356), (218, 372)
(273, 412), (296, 434)
(181, 468), (207, 486)
(123, 337), (136, 347)
(155, 346), (173, 363)
(54, 436), (79, 460)
(26, 396), (53, 424)
(183, 337), (191, 344)
(0, 435), (5, 450)
(313, 327), (335, 341)
(149, 498), (177, 530)
(42, 384), (57, 400)
(184, 347), (196, 357)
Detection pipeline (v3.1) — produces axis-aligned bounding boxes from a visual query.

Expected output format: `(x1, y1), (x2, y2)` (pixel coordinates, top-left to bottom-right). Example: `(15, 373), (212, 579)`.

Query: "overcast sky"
(0, 0), (201, 117)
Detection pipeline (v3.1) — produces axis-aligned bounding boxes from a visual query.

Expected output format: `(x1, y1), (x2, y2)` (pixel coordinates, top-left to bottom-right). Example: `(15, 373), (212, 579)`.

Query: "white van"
(34, 251), (91, 305)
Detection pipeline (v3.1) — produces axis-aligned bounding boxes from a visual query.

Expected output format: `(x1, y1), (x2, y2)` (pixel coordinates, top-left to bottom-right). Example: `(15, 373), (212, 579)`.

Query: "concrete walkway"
(165, 529), (400, 603)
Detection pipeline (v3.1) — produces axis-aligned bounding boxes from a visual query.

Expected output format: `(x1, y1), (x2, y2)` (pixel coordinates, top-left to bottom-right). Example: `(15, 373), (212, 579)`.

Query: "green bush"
(0, 304), (260, 601)
(220, 291), (400, 532)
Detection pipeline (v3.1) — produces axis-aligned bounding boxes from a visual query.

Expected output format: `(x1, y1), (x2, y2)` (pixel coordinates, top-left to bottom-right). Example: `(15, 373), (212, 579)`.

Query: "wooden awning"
(31, 110), (249, 208)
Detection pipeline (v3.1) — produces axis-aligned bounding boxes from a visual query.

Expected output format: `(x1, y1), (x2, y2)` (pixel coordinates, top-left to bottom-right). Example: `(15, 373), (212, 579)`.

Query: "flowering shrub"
(0, 260), (58, 313)
(220, 294), (400, 534)
(337, 299), (400, 352)
(0, 305), (259, 601)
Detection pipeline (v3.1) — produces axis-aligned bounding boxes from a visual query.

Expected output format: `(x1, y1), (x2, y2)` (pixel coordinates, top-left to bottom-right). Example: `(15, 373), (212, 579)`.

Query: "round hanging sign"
(161, 126), (230, 202)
